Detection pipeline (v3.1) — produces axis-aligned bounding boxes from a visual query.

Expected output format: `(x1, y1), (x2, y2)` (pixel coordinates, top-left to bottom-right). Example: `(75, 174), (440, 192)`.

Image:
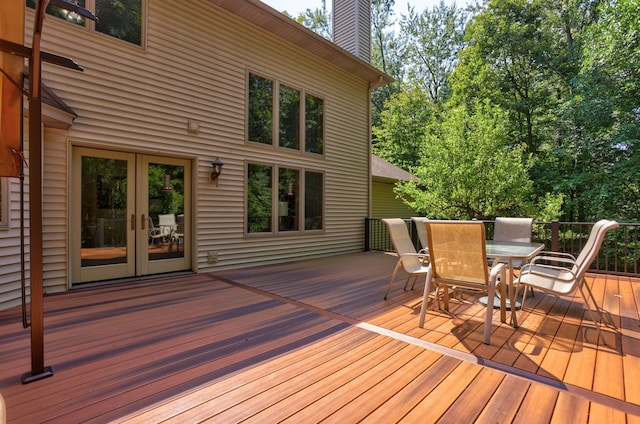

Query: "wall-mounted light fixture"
(211, 158), (224, 186)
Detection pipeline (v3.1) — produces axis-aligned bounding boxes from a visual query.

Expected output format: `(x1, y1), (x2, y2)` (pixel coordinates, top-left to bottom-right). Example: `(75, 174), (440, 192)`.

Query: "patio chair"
(411, 217), (429, 253)
(158, 213), (177, 237)
(170, 214), (185, 251)
(148, 217), (166, 246)
(493, 217), (534, 244)
(513, 219), (619, 344)
(418, 220), (507, 345)
(492, 216), (534, 297)
(382, 218), (430, 300)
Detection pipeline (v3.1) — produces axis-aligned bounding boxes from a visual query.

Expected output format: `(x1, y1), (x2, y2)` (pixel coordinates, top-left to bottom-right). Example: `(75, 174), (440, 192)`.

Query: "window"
(26, 0), (143, 46)
(95, 0), (142, 45)
(248, 73), (324, 155)
(305, 94), (324, 154)
(247, 164), (323, 234)
(278, 168), (299, 231)
(279, 85), (300, 150)
(304, 172), (323, 230)
(247, 164), (272, 233)
(26, 0), (86, 26)
(248, 74), (273, 145)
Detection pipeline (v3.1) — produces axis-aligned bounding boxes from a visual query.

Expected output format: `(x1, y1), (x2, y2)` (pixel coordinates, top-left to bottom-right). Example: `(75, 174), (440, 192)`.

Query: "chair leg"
(578, 285), (607, 346)
(442, 285), (450, 311)
(384, 261), (403, 300)
(518, 284), (527, 312)
(511, 282), (526, 327)
(581, 277), (615, 328)
(418, 267), (433, 328)
(409, 275), (420, 291)
(403, 275), (412, 291)
(483, 279), (497, 344)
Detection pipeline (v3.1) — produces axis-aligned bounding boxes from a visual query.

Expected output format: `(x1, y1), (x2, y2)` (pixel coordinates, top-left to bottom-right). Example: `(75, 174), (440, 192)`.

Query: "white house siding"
(0, 169), (29, 310)
(0, 0), (378, 309)
(42, 129), (70, 294)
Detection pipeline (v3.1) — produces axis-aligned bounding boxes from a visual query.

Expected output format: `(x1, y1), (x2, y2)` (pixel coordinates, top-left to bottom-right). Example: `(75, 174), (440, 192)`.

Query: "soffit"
(208, 0), (393, 88)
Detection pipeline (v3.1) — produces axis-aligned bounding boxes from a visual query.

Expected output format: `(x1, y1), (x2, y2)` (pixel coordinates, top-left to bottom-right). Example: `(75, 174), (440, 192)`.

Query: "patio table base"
(478, 295), (521, 310)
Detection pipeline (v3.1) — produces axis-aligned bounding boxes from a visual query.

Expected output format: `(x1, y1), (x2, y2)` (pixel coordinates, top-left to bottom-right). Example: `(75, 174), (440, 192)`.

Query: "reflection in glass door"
(72, 148), (135, 282)
(81, 156), (129, 266)
(139, 157), (191, 275)
(71, 148), (191, 284)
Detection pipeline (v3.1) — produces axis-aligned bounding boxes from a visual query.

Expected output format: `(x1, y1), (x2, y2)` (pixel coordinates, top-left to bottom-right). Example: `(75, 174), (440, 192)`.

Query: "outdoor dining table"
(482, 240), (545, 327)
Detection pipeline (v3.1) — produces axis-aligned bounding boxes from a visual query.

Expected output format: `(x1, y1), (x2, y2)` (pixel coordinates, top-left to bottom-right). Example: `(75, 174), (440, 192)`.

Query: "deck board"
(0, 252), (639, 423)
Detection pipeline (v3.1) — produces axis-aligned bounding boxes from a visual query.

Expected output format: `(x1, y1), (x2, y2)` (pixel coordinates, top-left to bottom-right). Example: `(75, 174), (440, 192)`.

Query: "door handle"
(131, 214), (136, 231)
(141, 214), (146, 230)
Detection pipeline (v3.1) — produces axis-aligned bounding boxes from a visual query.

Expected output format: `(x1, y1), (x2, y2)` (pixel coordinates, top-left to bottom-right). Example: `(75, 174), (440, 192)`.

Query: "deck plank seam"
(211, 272), (640, 418)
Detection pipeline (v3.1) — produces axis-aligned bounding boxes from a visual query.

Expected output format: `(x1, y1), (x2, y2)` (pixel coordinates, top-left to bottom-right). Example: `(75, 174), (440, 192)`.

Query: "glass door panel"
(137, 155), (191, 275)
(71, 148), (191, 284)
(71, 148), (135, 283)
(147, 163), (185, 261)
(81, 156), (128, 265)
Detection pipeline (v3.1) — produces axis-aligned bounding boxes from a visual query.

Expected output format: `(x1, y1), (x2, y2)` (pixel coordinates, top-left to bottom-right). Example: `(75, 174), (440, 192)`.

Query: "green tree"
(291, 0), (332, 40)
(394, 101), (545, 219)
(401, 1), (467, 103)
(452, 0), (557, 153)
(371, 0), (405, 128)
(563, 0), (640, 220)
(372, 86), (436, 169)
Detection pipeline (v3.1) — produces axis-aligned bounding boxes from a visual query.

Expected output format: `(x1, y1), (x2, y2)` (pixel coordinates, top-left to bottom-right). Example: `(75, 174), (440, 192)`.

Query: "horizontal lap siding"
(0, 151), (29, 309)
(371, 181), (416, 219)
(0, 0), (373, 307)
(42, 129), (69, 293)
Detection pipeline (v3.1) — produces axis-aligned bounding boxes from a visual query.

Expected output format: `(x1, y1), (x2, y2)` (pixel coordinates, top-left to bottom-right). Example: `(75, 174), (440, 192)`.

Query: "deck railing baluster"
(365, 218), (640, 277)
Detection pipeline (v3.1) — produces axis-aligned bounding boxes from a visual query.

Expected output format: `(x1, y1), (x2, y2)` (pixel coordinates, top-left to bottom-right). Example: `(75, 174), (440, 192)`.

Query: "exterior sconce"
(211, 158), (224, 186)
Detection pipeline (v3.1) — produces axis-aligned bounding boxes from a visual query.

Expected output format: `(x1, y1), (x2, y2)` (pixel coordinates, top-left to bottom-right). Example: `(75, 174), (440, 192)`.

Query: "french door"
(71, 147), (191, 284)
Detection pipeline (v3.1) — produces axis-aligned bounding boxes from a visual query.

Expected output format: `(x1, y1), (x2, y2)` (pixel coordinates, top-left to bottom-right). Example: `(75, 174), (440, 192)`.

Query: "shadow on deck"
(1, 252), (639, 423)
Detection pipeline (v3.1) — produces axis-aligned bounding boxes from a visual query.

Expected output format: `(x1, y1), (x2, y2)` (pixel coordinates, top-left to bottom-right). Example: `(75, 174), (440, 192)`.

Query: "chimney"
(332, 0), (371, 63)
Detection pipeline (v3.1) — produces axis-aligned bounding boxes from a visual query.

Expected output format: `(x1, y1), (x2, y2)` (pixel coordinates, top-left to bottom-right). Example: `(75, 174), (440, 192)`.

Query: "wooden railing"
(364, 218), (640, 277)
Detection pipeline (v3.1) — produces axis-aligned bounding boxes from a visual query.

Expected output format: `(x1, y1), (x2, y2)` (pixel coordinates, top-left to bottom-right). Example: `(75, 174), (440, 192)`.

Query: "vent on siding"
(333, 0), (371, 63)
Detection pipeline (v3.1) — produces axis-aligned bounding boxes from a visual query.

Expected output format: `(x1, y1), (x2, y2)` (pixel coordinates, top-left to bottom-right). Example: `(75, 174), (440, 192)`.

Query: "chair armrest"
(489, 262), (506, 283)
(399, 253), (429, 259)
(531, 251), (576, 262)
(531, 251), (577, 267)
(519, 263), (577, 280)
(399, 252), (429, 264)
(399, 252), (428, 258)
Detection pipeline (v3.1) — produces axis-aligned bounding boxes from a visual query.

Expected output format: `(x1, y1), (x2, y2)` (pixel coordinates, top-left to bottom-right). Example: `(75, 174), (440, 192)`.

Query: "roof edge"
(209, 0), (393, 88)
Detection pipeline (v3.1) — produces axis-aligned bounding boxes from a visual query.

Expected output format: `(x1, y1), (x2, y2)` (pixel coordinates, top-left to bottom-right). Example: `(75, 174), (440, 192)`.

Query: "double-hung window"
(248, 73), (324, 154)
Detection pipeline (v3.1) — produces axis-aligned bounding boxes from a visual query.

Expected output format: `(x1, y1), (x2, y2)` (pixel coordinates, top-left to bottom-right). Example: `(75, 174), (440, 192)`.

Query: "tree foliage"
(401, 1), (467, 103)
(372, 87), (436, 169)
(395, 101), (539, 219)
(295, 0), (639, 222)
(371, 0), (405, 128)
(288, 0), (332, 40)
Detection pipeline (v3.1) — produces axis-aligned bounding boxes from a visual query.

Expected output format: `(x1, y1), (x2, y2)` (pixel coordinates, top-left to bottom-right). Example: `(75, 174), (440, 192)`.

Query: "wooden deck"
(1, 251), (639, 423)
